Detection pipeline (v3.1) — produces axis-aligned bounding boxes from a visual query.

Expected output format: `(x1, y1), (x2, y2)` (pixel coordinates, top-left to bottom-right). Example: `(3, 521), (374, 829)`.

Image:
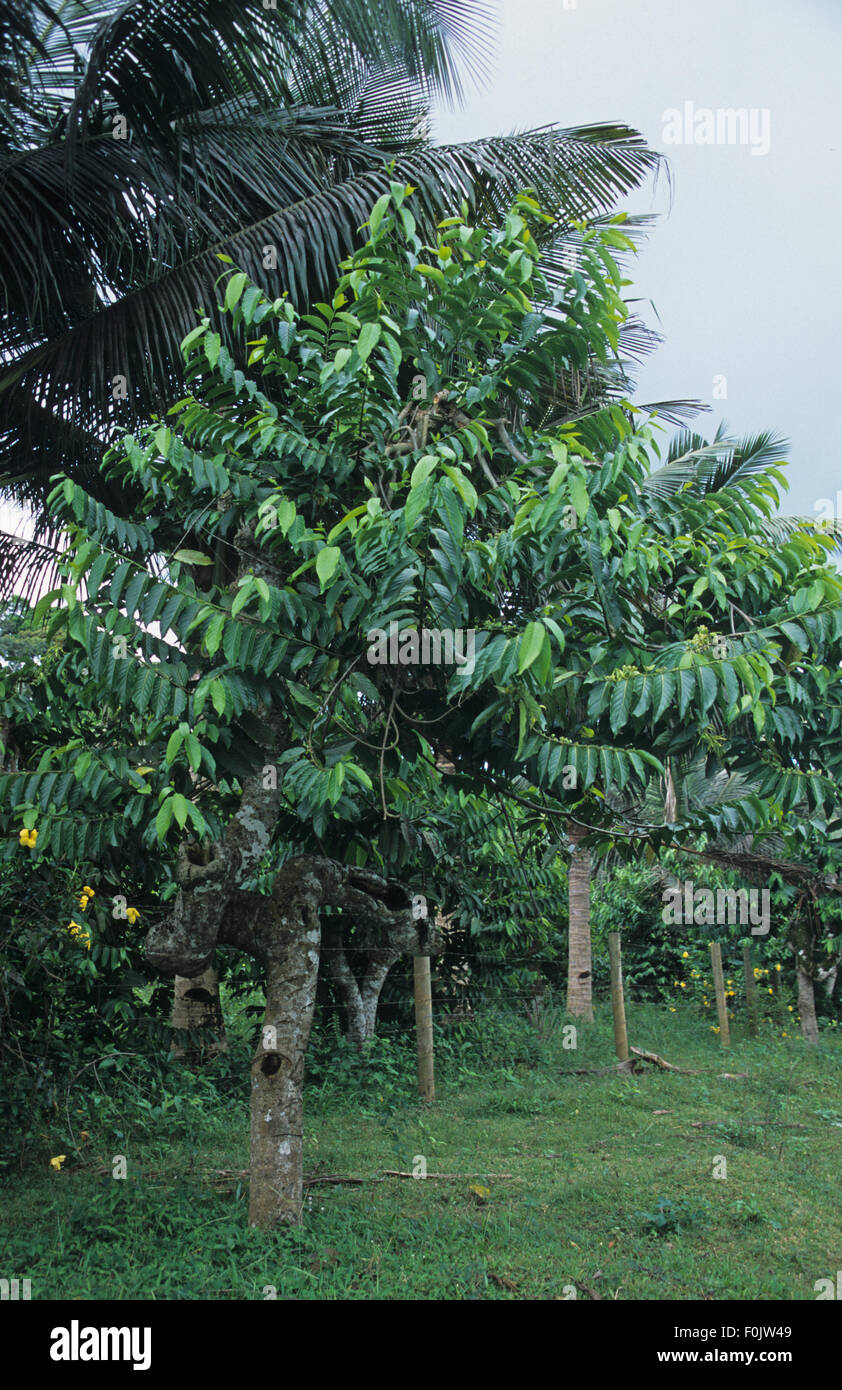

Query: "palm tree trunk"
(566, 822), (593, 1021)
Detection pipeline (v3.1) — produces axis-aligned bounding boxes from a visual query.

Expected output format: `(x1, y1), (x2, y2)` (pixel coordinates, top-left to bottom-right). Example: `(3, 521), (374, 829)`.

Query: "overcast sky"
(433, 0), (842, 522)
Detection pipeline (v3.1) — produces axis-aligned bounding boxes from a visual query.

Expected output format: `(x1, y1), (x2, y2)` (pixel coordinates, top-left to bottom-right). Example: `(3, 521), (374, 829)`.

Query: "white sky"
(433, 0), (842, 522)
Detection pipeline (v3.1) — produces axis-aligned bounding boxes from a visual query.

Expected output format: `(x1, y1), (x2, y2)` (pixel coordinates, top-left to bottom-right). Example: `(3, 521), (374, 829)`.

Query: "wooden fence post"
(607, 931), (630, 1063)
(413, 955), (435, 1102)
(710, 942), (730, 1047)
(742, 942), (758, 1037)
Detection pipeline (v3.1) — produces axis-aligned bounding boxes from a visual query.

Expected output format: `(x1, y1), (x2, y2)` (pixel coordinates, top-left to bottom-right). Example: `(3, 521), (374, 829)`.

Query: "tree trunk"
(566, 822), (593, 1021)
(794, 911), (819, 1045)
(323, 921), (368, 1048)
(249, 895), (322, 1229)
(170, 966), (227, 1062)
(797, 965), (819, 1044)
(323, 916), (422, 1049)
(147, 843), (439, 1229)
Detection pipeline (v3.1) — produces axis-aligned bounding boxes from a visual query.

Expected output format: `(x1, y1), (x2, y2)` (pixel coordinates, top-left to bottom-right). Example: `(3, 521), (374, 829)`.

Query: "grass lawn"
(3, 1005), (841, 1300)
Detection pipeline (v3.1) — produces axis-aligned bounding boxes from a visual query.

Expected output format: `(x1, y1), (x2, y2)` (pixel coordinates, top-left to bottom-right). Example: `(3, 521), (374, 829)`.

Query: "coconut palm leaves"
(0, 0), (662, 545)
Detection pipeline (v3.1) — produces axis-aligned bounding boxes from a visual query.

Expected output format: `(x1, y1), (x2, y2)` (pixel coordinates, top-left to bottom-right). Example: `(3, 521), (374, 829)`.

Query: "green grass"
(3, 1004), (842, 1300)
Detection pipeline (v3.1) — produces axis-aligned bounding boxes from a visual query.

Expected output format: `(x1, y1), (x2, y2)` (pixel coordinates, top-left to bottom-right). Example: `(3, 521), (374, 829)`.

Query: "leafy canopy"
(4, 186), (842, 880)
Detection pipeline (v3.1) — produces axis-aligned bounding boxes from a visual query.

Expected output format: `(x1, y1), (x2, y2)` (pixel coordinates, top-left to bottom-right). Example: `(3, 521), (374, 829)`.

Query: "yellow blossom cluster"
(78, 885), (95, 911)
(67, 921), (91, 949)
(126, 907), (140, 924)
(18, 826), (38, 848)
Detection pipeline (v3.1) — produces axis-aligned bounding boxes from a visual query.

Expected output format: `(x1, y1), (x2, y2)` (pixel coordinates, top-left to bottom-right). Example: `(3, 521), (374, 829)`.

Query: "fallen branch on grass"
(384, 1169), (513, 1180)
(629, 1046), (696, 1073)
(689, 1120), (806, 1130)
(567, 1059), (638, 1076)
(211, 1169), (376, 1186)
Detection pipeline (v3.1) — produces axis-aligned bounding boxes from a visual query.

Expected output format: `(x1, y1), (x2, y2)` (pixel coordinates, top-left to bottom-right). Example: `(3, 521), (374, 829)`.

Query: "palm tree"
(560, 420), (842, 1024)
(0, 0), (663, 581)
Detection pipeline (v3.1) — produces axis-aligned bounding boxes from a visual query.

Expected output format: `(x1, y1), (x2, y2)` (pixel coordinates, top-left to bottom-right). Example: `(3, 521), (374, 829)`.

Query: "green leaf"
(357, 322), (381, 363)
(677, 668), (695, 719)
(696, 664), (718, 715)
(231, 581), (255, 619)
(204, 612), (225, 656)
(165, 728), (185, 764)
(415, 264), (446, 287)
(518, 622), (547, 675)
(210, 680), (226, 716)
(326, 763), (345, 806)
(173, 549), (213, 566)
(411, 456), (438, 489)
(569, 473), (589, 522)
(224, 272), (249, 311)
(316, 547), (341, 588)
(405, 482), (430, 530)
(368, 194), (391, 238)
(155, 799), (174, 840)
(181, 323), (207, 356)
(609, 679), (633, 734)
(651, 670), (675, 721)
(442, 465), (478, 514)
(185, 733), (201, 771)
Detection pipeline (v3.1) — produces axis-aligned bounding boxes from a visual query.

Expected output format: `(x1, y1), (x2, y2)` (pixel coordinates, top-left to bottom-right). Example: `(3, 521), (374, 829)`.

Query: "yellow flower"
(50, 1155), (66, 1170)
(680, 982), (686, 989)
(68, 921), (81, 932)
(768, 988), (774, 995)
(711, 1026), (720, 1033)
(78, 896), (89, 910)
(126, 907), (140, 925)
(788, 1005), (793, 1012)
(668, 1006), (676, 1012)
(681, 952), (689, 959)
(774, 964), (781, 972)
(753, 968), (761, 978)
(19, 827), (37, 848)
(781, 1032), (788, 1038)
(82, 885), (94, 897)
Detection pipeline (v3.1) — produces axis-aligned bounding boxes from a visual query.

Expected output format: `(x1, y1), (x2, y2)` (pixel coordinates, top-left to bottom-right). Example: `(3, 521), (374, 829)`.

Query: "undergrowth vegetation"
(3, 1002), (840, 1300)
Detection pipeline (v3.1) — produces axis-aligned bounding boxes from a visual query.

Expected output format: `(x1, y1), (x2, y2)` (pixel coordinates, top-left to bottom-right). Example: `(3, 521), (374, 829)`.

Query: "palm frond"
(758, 513), (842, 554)
(0, 526), (64, 608)
(1, 123), (663, 498)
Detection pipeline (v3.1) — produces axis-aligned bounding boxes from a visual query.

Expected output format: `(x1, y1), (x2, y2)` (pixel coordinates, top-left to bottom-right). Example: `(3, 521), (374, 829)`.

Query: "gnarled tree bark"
(323, 908), (427, 1048)
(170, 966), (227, 1061)
(146, 834), (440, 1227)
